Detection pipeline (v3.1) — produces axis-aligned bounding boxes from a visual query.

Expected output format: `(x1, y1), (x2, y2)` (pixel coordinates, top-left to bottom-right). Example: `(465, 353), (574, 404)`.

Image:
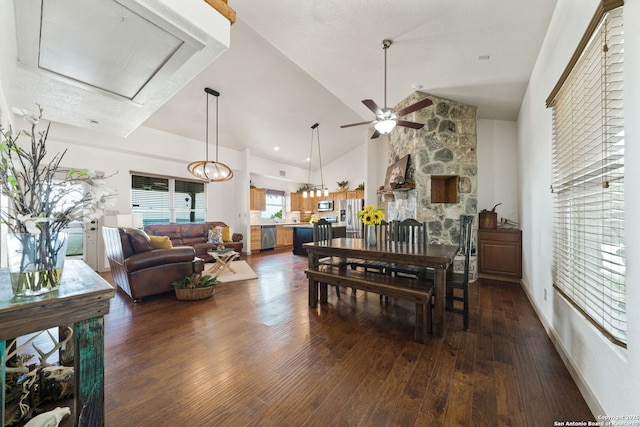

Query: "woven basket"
(175, 286), (215, 301)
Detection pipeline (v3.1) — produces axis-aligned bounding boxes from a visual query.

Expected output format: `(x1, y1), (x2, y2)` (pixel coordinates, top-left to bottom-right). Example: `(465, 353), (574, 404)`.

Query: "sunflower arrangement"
(358, 205), (385, 225)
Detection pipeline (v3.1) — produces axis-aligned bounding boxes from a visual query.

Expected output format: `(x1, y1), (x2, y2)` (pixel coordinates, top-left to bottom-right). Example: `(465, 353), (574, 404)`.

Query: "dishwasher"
(260, 225), (276, 250)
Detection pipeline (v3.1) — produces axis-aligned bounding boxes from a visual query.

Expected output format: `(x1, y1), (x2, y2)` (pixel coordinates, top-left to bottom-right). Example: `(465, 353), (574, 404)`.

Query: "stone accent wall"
(383, 91), (477, 248)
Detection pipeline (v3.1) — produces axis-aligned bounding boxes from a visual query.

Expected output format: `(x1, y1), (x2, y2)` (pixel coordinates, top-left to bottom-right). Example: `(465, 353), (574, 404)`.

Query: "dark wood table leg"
(309, 278), (318, 307)
(414, 303), (427, 343)
(433, 266), (446, 336)
(320, 283), (328, 303)
(308, 253), (320, 307)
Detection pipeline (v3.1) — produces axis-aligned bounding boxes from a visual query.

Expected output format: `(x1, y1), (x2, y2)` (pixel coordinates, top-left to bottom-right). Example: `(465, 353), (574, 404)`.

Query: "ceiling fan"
(341, 39), (433, 139)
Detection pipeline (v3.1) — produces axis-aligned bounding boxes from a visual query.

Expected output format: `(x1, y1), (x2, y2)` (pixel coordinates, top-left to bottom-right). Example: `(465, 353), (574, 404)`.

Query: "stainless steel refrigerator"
(339, 198), (364, 238)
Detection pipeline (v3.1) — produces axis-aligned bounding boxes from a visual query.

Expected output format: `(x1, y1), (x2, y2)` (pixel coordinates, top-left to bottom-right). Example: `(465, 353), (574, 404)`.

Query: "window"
(131, 174), (205, 224)
(547, 4), (625, 346)
(261, 190), (285, 220)
(51, 177), (85, 256)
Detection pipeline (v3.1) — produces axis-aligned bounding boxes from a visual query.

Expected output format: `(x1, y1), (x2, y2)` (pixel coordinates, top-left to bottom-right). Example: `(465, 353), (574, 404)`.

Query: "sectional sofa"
(143, 222), (243, 262)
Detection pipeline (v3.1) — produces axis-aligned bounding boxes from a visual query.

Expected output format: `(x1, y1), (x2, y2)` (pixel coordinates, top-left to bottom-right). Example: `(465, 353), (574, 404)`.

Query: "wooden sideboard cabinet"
(477, 228), (522, 282)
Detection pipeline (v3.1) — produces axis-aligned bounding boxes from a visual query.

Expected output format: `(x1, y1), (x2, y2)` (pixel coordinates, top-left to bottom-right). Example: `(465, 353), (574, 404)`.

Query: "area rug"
(205, 260), (258, 283)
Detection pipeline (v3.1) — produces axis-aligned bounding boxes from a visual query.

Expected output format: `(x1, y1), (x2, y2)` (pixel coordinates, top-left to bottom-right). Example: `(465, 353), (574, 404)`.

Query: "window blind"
(174, 179), (205, 223)
(550, 6), (625, 346)
(131, 174), (205, 224)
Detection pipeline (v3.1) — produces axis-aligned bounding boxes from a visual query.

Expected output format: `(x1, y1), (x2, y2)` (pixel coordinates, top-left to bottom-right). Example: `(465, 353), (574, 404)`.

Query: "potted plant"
(172, 273), (219, 300)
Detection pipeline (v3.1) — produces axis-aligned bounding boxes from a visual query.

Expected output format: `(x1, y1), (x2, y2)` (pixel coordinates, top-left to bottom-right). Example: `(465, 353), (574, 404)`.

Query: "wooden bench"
(305, 266), (434, 343)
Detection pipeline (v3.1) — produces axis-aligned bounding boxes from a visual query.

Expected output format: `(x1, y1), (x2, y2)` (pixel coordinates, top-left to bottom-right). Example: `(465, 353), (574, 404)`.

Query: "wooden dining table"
(304, 237), (459, 336)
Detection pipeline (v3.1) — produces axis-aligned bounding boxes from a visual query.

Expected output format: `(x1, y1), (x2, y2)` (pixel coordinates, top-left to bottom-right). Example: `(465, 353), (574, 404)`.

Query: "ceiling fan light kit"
(341, 39), (433, 139)
(188, 87), (234, 182)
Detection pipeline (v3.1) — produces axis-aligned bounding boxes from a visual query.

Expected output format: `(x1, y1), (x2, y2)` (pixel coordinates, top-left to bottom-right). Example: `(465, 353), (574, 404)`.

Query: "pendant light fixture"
(302, 122), (328, 199)
(303, 124), (313, 198)
(187, 87), (233, 182)
(316, 123), (329, 197)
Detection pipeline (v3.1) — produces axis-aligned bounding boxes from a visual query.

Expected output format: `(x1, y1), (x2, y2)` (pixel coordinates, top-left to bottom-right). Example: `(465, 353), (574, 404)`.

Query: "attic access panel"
(15, 0), (206, 102)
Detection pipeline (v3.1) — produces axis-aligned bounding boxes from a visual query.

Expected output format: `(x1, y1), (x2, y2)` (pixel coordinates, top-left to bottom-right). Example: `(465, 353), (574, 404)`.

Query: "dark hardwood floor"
(100, 249), (593, 426)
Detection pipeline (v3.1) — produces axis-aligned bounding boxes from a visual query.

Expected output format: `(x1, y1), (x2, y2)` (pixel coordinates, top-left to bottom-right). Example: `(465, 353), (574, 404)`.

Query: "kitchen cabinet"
(304, 196), (316, 212)
(332, 191), (347, 203)
(276, 225), (284, 247)
(250, 188), (266, 211)
(477, 228), (522, 282)
(275, 225), (293, 248)
(250, 226), (261, 251)
(283, 227), (293, 245)
(345, 190), (364, 199)
(290, 192), (315, 212)
(290, 192), (303, 212)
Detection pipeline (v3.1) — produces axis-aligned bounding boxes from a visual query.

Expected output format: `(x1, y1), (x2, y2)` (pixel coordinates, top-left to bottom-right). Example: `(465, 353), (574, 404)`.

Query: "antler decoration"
(32, 326), (74, 366)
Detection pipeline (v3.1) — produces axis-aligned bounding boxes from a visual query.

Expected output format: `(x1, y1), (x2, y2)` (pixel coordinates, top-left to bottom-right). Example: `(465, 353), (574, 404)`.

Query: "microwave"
(317, 200), (333, 212)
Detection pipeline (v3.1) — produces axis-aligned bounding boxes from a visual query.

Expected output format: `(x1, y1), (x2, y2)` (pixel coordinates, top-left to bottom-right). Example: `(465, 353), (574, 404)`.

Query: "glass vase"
(6, 232), (68, 297)
(367, 224), (377, 246)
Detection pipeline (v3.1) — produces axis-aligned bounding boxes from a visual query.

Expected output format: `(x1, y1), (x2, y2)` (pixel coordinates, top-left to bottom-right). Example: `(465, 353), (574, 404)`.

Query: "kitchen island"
(289, 224), (346, 255)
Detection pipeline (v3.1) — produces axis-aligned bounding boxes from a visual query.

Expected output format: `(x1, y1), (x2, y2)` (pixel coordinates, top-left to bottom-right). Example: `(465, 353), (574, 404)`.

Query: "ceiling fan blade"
(397, 98), (433, 118)
(396, 120), (425, 130)
(340, 120), (373, 129)
(370, 130), (381, 139)
(362, 99), (382, 116)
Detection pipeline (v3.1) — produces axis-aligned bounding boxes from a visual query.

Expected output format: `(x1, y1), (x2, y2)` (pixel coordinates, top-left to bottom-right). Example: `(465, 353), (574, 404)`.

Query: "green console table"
(0, 260), (115, 426)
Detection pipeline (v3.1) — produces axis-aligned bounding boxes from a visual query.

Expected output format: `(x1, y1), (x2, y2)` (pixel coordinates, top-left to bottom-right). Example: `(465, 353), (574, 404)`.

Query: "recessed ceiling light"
(273, 146), (280, 151)
(478, 55), (490, 60)
(305, 157), (311, 162)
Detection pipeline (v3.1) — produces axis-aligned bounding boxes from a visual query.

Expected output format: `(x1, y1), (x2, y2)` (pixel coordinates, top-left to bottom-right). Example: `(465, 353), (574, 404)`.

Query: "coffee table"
(208, 250), (239, 275)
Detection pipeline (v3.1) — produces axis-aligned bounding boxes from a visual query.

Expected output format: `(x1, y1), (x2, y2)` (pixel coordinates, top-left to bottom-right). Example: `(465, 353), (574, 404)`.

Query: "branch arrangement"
(0, 106), (117, 237)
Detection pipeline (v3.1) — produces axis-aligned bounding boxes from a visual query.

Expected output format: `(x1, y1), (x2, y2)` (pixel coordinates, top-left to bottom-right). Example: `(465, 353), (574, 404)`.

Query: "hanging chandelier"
(302, 122), (329, 198)
(187, 87), (233, 182)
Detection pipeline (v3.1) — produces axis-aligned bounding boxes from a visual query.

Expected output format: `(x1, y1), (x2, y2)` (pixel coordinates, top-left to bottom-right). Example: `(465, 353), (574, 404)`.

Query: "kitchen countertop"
(283, 223), (346, 228)
(251, 222), (346, 227)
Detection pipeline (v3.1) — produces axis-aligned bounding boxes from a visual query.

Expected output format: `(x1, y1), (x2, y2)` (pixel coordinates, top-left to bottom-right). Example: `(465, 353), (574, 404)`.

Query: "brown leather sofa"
(143, 222), (243, 262)
(103, 226), (204, 302)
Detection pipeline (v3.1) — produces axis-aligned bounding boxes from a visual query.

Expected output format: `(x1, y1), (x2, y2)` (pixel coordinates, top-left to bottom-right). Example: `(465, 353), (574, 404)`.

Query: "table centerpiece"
(358, 204), (385, 246)
(0, 106), (117, 297)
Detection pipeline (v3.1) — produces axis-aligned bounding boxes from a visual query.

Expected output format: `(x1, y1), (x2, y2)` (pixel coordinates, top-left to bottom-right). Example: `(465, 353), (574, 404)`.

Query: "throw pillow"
(149, 235), (173, 249)
(126, 228), (153, 253)
(208, 228), (223, 244)
(222, 226), (230, 242)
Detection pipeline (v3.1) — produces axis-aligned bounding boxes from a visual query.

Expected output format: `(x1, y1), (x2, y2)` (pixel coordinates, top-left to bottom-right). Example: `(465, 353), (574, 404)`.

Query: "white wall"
(518, 0), (639, 416)
(477, 119), (519, 223)
(42, 121), (248, 231)
(319, 143), (366, 193)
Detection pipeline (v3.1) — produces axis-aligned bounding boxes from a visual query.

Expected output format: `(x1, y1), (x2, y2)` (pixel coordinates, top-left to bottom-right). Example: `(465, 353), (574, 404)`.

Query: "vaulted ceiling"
(1, 0), (558, 171)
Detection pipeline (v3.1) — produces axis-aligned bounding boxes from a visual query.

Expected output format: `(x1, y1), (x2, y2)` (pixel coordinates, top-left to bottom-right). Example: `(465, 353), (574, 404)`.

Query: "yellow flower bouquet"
(358, 205), (385, 225)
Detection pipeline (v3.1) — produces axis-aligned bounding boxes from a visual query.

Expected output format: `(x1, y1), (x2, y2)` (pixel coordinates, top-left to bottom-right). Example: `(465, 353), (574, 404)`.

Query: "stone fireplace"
(382, 91), (478, 276)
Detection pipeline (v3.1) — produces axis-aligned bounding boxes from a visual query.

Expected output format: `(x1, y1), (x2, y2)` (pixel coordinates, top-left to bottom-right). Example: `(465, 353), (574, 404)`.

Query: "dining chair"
(387, 219), (430, 280)
(393, 218), (428, 246)
(313, 219), (355, 298)
(445, 218), (473, 330)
